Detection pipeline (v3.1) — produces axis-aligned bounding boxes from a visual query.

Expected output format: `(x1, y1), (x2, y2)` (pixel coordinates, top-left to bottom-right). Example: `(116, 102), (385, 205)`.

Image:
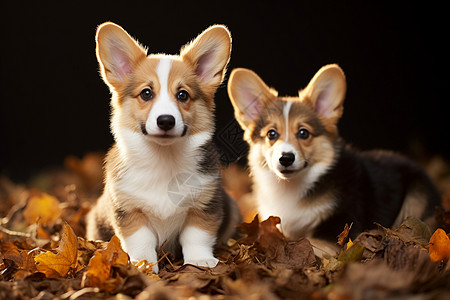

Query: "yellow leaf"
(135, 259), (157, 277)
(346, 238), (354, 250)
(34, 224), (78, 278)
(23, 192), (61, 225)
(427, 228), (450, 262)
(83, 235), (129, 290)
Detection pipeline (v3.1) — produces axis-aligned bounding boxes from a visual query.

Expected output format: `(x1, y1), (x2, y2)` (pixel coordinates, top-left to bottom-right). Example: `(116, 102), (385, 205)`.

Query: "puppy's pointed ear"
(227, 68), (278, 129)
(181, 25), (231, 91)
(96, 22), (147, 90)
(301, 64), (346, 123)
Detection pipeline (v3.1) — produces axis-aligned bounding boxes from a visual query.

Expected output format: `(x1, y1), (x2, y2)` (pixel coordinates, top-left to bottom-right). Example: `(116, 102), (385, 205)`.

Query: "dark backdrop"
(1, 1), (448, 181)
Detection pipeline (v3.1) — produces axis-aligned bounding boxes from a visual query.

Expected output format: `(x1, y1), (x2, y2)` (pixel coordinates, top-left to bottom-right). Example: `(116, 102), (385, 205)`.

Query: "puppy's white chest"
(254, 167), (335, 239)
(115, 162), (191, 219)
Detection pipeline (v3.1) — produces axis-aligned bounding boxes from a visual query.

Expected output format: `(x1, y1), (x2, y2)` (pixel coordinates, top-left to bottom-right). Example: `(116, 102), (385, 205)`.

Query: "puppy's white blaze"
(180, 226), (219, 268)
(283, 101), (293, 141)
(157, 56), (172, 99)
(146, 57), (184, 136)
(122, 226), (158, 270)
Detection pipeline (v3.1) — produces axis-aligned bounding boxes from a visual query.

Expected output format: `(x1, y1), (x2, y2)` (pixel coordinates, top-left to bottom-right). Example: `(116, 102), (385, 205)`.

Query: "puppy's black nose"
(157, 115), (175, 131)
(279, 152), (295, 167)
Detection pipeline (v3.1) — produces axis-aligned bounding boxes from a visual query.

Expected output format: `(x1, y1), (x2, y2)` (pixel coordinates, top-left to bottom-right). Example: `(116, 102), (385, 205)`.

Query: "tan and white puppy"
(227, 65), (440, 251)
(86, 22), (240, 273)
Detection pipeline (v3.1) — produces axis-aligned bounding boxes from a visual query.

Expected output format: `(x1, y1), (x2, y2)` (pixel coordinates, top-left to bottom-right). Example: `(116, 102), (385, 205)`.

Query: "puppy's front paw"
(184, 256), (219, 268)
(180, 226), (219, 269)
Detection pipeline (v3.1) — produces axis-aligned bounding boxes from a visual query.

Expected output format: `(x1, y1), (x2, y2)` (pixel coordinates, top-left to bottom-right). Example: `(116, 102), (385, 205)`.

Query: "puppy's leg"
(122, 226), (159, 273)
(180, 209), (220, 268)
(115, 210), (159, 273)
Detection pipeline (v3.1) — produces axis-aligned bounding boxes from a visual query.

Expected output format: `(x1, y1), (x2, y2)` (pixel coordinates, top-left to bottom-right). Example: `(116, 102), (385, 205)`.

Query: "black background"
(1, 1), (448, 181)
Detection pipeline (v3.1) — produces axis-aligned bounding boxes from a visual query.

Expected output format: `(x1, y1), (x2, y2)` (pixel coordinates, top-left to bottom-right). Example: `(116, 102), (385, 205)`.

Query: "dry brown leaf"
(427, 228), (450, 262)
(23, 192), (61, 225)
(34, 223), (78, 278)
(83, 235), (129, 291)
(237, 215), (316, 269)
(378, 216), (432, 246)
(337, 223), (353, 247)
(259, 216), (285, 251)
(2, 244), (37, 273)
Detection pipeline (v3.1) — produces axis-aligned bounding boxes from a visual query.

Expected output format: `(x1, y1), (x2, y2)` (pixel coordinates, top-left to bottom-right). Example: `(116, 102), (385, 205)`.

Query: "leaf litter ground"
(1, 153), (450, 299)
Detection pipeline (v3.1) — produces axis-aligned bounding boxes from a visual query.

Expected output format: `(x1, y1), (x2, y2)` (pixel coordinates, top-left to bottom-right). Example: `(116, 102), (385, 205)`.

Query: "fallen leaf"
(1, 244), (37, 274)
(83, 235), (129, 290)
(135, 259), (159, 279)
(337, 223), (353, 247)
(23, 192), (61, 226)
(338, 242), (365, 264)
(346, 238), (354, 250)
(270, 239), (316, 269)
(378, 216), (432, 246)
(324, 242), (365, 273)
(0, 259), (18, 280)
(427, 228), (450, 262)
(34, 223), (78, 278)
(354, 230), (384, 260)
(237, 215), (316, 269)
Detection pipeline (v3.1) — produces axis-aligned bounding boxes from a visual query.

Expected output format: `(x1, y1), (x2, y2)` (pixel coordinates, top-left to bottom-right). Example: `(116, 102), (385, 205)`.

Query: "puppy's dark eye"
(177, 90), (190, 102)
(297, 128), (310, 140)
(140, 88), (154, 101)
(267, 129), (279, 140)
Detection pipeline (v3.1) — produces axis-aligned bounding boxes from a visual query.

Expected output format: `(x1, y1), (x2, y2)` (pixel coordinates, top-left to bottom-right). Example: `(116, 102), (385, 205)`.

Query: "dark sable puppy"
(227, 64), (440, 254)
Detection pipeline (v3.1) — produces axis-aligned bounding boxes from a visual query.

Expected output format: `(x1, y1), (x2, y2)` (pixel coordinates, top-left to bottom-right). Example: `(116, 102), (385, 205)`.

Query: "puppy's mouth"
(280, 169), (296, 175)
(277, 161), (309, 178)
(141, 124), (188, 139)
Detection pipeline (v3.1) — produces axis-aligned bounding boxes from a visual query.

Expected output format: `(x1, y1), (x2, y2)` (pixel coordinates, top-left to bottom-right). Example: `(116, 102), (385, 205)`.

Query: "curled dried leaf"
(337, 223), (353, 247)
(83, 235), (129, 291)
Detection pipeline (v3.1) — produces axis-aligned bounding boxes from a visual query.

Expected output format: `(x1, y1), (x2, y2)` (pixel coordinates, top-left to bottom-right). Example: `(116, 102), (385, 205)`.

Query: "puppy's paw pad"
(184, 257), (219, 268)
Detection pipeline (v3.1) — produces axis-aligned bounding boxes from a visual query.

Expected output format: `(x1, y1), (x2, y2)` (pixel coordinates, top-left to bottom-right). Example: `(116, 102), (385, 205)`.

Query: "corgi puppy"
(86, 22), (240, 273)
(227, 64), (441, 246)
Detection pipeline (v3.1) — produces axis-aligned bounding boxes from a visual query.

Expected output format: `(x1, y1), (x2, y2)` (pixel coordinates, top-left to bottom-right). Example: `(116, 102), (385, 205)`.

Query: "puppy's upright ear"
(181, 25), (231, 94)
(96, 22), (147, 91)
(227, 68), (278, 130)
(301, 64), (346, 124)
